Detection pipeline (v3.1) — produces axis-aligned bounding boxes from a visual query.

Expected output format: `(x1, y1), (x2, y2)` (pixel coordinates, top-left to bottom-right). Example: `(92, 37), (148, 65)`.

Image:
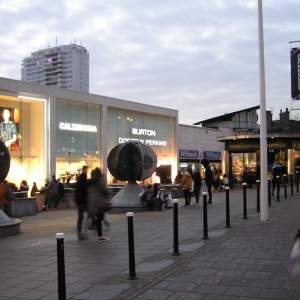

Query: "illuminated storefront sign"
(179, 150), (199, 158)
(117, 127), (166, 146)
(132, 128), (156, 136)
(203, 151), (221, 159)
(118, 137), (167, 146)
(59, 122), (97, 132)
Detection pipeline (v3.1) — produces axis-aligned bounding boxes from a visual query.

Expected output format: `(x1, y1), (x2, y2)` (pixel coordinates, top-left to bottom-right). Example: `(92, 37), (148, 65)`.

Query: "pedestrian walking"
(201, 159), (213, 204)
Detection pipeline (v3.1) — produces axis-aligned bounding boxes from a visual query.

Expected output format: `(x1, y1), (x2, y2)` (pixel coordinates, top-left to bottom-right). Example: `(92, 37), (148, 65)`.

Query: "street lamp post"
(258, 0), (268, 221)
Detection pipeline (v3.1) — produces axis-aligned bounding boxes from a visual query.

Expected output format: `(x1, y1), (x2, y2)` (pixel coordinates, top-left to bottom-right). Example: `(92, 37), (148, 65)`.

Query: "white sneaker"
(98, 236), (109, 242)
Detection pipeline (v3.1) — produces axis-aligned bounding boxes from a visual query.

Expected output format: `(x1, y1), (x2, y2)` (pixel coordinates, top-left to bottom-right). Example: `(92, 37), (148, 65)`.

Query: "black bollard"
(202, 192), (209, 239)
(127, 212), (137, 280)
(225, 187), (231, 228)
(276, 175), (280, 202)
(256, 180), (260, 212)
(296, 171), (299, 193)
(268, 178), (271, 207)
(290, 173), (294, 196)
(56, 233), (66, 300)
(283, 174), (287, 199)
(172, 199), (180, 256)
(242, 183), (248, 219)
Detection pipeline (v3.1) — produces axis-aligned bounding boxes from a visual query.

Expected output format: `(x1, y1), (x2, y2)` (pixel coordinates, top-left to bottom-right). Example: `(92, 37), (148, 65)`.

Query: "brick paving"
(0, 187), (299, 299)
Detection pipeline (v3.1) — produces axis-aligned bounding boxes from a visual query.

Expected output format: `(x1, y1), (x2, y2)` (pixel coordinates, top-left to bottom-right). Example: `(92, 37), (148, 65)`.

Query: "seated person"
(140, 184), (153, 207)
(20, 180), (29, 197)
(140, 184), (163, 210)
(152, 183), (172, 209)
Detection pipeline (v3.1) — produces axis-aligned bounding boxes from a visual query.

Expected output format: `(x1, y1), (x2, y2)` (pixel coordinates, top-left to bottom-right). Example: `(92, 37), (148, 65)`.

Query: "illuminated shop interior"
(0, 94), (45, 190)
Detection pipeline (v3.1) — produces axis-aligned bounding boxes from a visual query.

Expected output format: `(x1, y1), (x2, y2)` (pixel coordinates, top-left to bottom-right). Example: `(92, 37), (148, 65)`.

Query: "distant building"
(21, 44), (89, 93)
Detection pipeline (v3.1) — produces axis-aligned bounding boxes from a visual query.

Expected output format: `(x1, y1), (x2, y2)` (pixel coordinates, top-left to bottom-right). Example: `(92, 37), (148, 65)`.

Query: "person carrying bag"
(87, 168), (111, 242)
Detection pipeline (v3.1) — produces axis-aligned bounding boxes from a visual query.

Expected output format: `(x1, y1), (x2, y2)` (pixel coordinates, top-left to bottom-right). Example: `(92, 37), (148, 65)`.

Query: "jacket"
(47, 179), (59, 195)
(75, 173), (87, 205)
(180, 172), (192, 190)
(87, 176), (107, 214)
(204, 167), (213, 185)
(272, 163), (282, 181)
(192, 172), (201, 189)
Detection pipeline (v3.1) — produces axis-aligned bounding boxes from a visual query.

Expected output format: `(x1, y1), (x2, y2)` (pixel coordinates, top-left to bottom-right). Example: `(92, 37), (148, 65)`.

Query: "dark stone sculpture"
(107, 141), (157, 183)
(0, 140), (21, 238)
(0, 140), (10, 183)
(107, 141), (157, 212)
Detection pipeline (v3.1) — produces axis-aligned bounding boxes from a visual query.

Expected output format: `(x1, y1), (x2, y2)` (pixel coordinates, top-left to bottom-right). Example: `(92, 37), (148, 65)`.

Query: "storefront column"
(48, 97), (56, 177)
(101, 105), (108, 183)
(222, 151), (229, 176)
(288, 149), (294, 175)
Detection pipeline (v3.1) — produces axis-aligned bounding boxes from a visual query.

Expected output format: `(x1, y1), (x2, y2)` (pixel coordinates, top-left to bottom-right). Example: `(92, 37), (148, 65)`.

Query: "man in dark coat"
(75, 166), (88, 240)
(201, 159), (213, 204)
(272, 161), (282, 196)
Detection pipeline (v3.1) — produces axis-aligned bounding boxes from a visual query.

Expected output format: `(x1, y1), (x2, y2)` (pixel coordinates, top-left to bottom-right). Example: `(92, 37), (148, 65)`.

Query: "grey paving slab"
(0, 189), (299, 300)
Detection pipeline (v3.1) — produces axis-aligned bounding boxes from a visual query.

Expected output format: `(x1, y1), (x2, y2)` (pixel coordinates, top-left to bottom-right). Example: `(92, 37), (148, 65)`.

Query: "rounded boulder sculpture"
(107, 141), (157, 183)
(107, 141), (157, 212)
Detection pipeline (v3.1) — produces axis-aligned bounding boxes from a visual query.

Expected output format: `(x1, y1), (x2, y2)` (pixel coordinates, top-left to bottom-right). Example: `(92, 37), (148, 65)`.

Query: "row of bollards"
(56, 173), (300, 292)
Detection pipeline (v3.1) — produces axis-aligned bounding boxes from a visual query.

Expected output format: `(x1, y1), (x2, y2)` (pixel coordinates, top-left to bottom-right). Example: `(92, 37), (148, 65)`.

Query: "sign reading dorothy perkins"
(203, 151), (221, 159)
(179, 150), (199, 158)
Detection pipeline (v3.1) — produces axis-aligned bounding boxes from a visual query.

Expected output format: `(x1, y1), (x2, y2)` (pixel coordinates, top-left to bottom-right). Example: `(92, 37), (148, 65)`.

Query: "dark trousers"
(48, 194), (57, 209)
(272, 179), (281, 195)
(77, 204), (86, 234)
(183, 189), (190, 206)
(96, 213), (104, 237)
(194, 187), (200, 203)
(207, 183), (212, 203)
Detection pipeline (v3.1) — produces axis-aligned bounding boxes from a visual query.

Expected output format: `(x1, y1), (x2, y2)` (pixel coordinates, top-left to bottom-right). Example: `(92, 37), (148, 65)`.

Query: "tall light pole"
(258, 0), (268, 221)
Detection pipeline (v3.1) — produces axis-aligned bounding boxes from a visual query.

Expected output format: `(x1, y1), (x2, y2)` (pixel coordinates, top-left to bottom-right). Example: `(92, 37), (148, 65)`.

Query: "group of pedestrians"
(75, 166), (110, 242)
(41, 176), (64, 211)
(178, 159), (213, 208)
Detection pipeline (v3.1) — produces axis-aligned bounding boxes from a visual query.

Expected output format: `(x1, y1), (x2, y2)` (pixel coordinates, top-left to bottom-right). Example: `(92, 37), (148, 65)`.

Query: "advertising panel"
(0, 107), (20, 151)
(291, 47), (300, 100)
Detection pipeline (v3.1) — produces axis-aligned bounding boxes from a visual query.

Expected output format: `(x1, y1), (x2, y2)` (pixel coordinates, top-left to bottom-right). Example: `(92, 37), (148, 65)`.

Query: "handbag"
(98, 195), (112, 212)
(190, 180), (194, 192)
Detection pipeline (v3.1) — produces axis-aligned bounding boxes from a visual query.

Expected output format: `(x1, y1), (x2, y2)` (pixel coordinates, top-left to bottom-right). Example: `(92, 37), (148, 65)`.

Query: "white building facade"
(0, 77), (178, 188)
(21, 44), (89, 93)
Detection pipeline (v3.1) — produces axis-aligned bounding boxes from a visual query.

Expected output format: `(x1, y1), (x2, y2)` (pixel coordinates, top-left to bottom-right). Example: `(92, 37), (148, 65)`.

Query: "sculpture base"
(110, 182), (149, 213)
(0, 209), (21, 238)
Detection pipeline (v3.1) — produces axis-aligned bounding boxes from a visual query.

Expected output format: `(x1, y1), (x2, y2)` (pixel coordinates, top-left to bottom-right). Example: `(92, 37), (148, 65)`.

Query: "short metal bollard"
(296, 171), (299, 193)
(225, 187), (231, 228)
(56, 233), (66, 300)
(283, 174), (287, 199)
(256, 180), (260, 212)
(290, 173), (294, 196)
(276, 175), (280, 202)
(242, 183), (248, 219)
(202, 192), (209, 239)
(127, 212), (137, 280)
(268, 178), (271, 207)
(172, 199), (180, 256)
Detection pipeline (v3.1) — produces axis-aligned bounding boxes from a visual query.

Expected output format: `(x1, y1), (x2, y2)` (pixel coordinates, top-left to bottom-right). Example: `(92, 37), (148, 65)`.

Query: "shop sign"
(179, 150), (199, 158)
(203, 151), (221, 159)
(118, 137), (167, 146)
(132, 128), (156, 136)
(59, 122), (97, 132)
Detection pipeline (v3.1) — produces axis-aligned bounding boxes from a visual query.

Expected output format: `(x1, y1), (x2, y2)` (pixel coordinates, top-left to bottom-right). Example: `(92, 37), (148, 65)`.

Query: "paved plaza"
(0, 187), (299, 300)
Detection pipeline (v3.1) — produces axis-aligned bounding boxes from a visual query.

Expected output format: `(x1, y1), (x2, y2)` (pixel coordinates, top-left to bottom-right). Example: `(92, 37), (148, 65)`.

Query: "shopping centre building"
(0, 77), (183, 188)
(1, 76), (299, 190)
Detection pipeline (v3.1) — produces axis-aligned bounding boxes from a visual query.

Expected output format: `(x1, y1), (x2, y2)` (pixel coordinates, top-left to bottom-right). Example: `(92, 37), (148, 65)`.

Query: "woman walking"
(87, 168), (109, 242)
